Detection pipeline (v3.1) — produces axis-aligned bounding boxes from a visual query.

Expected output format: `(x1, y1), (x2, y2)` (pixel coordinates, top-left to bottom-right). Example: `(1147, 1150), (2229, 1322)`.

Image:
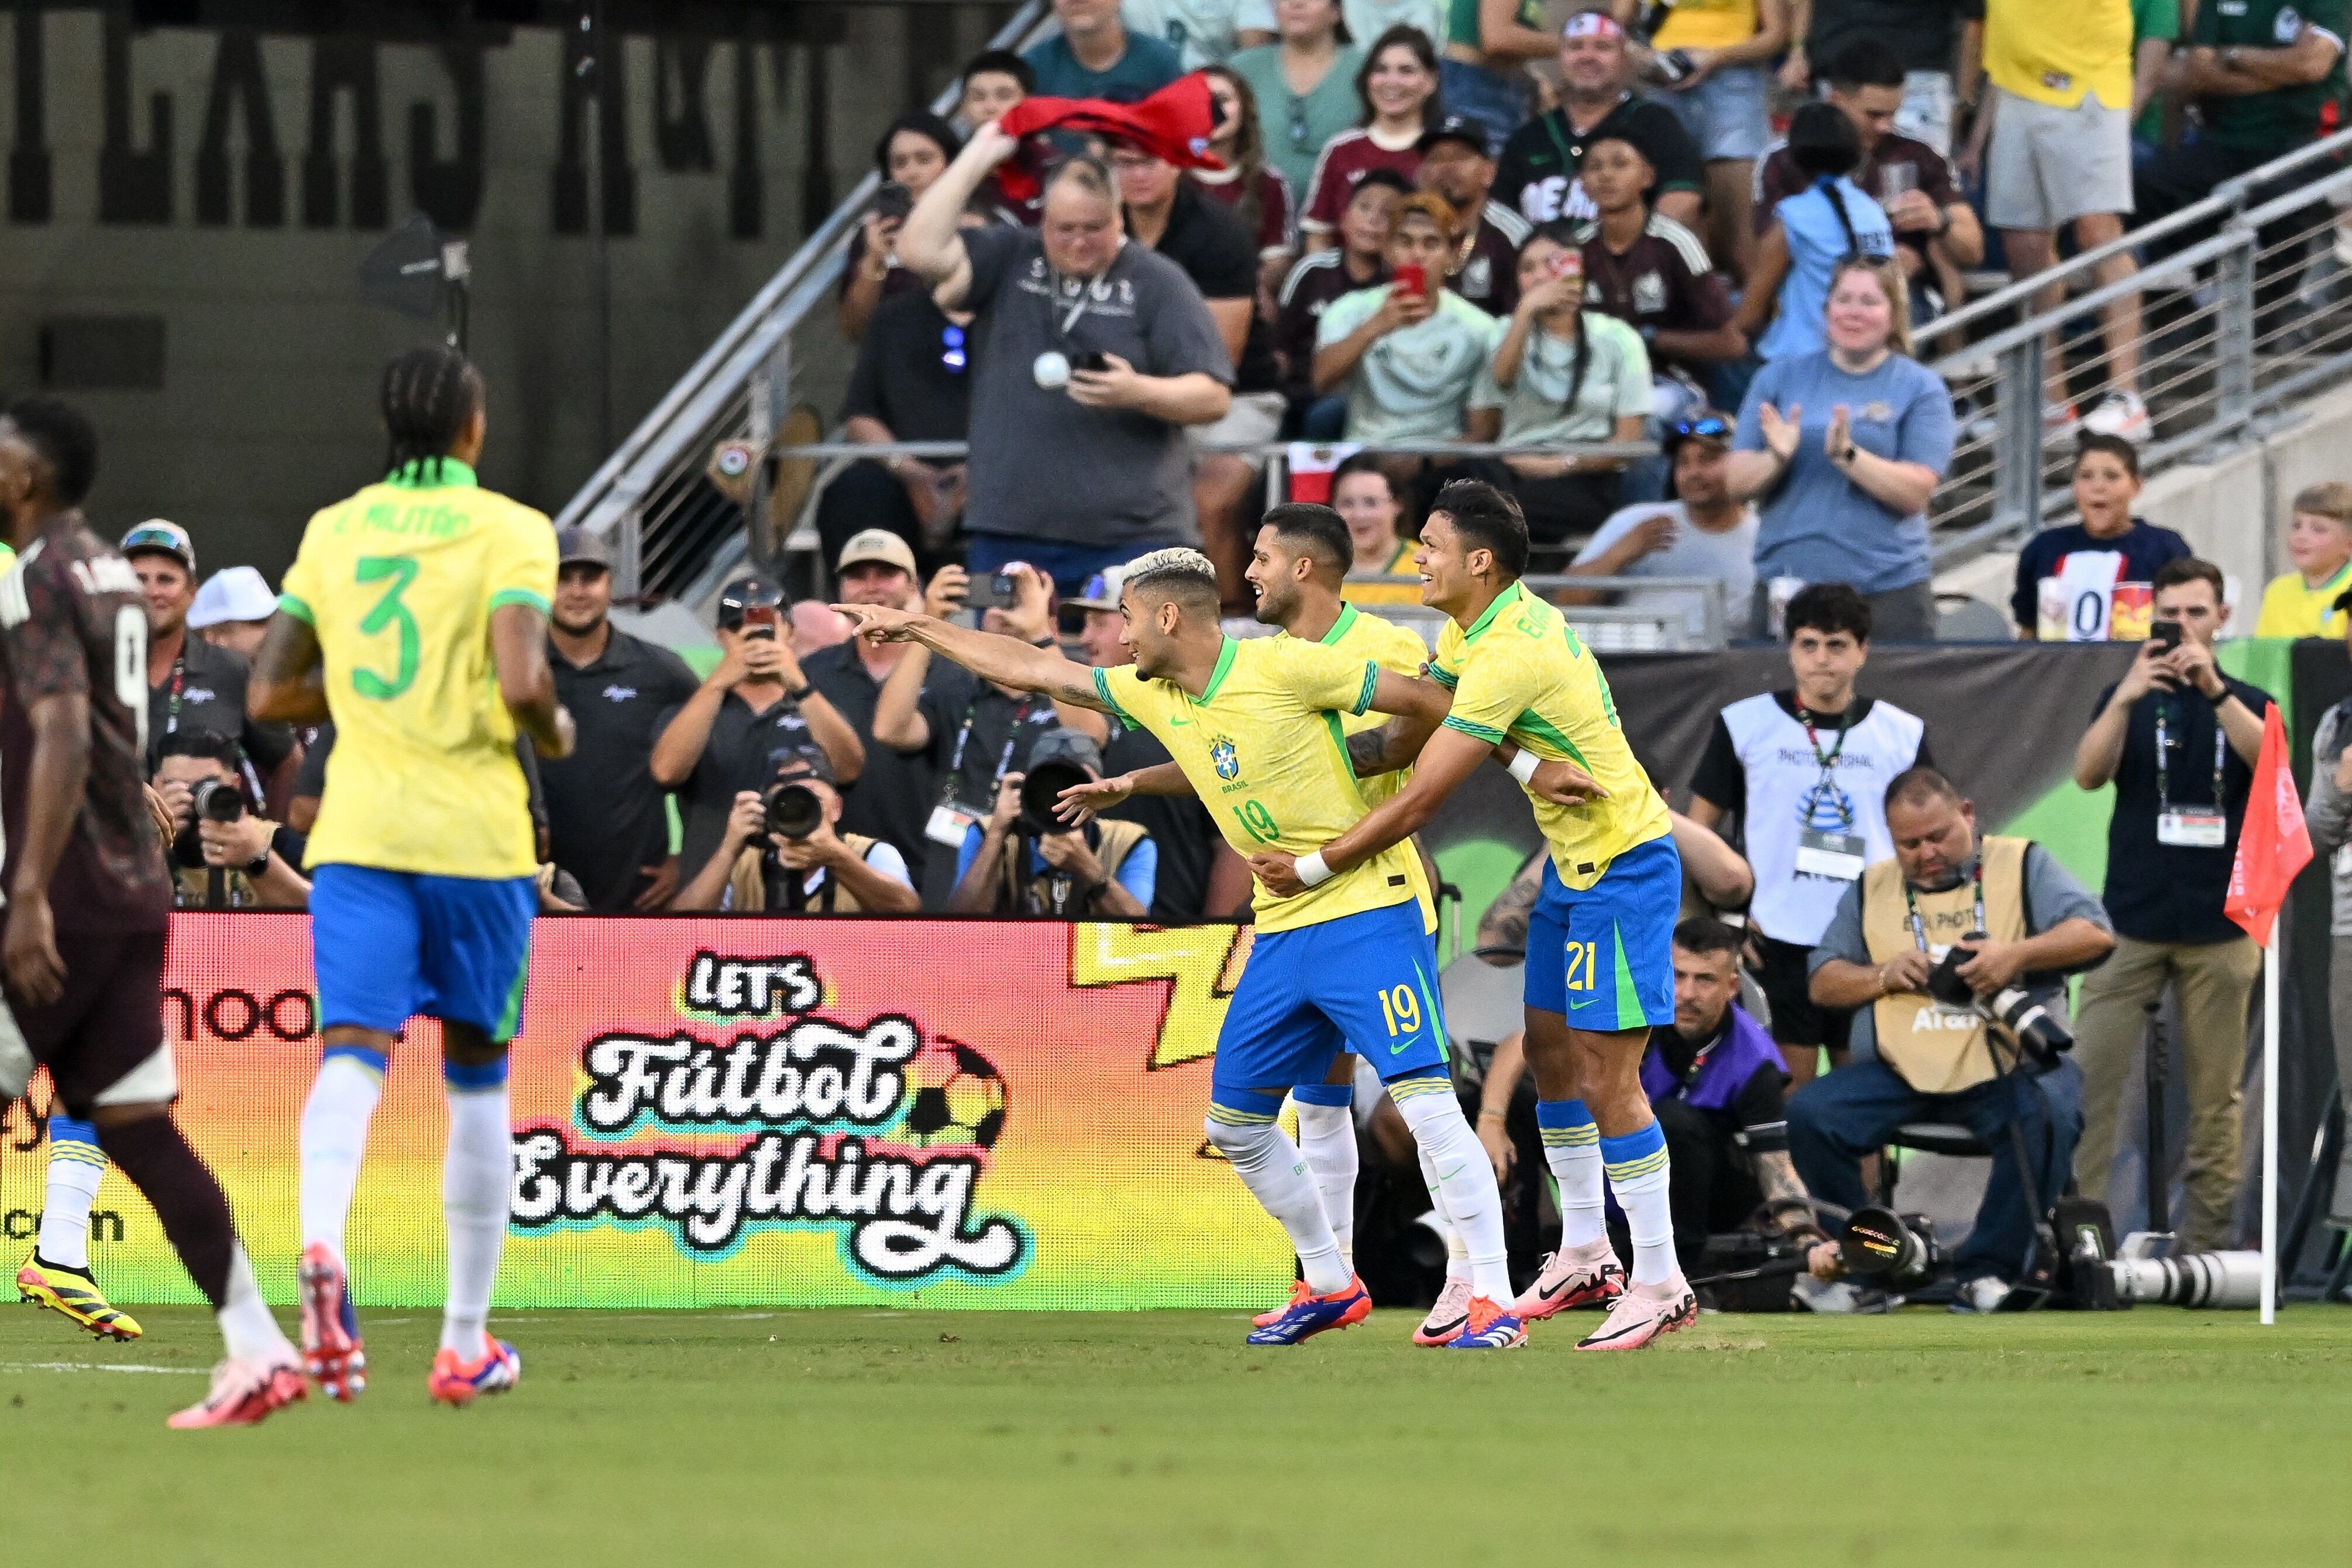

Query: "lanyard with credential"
(1903, 865), (1987, 953)
(2153, 699), (2226, 817)
(941, 692), (1036, 803)
(1801, 707), (1854, 828)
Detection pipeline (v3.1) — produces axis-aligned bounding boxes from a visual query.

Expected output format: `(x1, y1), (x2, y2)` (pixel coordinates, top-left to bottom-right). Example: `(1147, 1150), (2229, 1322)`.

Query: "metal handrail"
(764, 438), (1660, 461)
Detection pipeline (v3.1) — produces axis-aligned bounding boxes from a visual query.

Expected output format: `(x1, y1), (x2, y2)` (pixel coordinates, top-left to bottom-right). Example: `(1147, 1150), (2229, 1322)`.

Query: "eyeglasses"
(941, 324), (967, 373)
(1670, 415), (1732, 441)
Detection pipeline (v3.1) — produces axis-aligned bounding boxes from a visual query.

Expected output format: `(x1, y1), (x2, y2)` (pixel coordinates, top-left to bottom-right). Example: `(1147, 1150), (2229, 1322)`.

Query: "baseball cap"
(836, 528), (917, 576)
(1662, 412), (1734, 456)
(1419, 114), (1493, 158)
(556, 526), (614, 571)
(187, 566), (278, 629)
(1068, 562), (1134, 612)
(121, 519), (195, 573)
(716, 572), (786, 629)
(769, 747), (838, 788)
(1023, 725), (1105, 780)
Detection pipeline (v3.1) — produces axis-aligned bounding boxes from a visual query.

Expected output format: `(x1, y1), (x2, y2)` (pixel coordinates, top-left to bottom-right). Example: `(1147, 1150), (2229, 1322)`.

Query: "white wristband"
(1507, 749), (1542, 786)
(1295, 852), (1334, 888)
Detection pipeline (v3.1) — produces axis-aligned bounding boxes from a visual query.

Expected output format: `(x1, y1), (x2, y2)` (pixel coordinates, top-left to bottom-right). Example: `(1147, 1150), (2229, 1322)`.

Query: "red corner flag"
(2225, 702), (2314, 947)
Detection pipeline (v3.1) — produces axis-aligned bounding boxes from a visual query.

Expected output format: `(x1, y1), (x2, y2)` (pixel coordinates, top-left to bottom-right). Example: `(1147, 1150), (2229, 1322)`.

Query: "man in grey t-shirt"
(898, 123), (1235, 589)
(1565, 415), (1758, 641)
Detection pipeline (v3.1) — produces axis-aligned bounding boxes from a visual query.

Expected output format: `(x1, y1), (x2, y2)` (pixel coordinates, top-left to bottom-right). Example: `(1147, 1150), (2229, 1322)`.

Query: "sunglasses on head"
(1670, 415), (1731, 441)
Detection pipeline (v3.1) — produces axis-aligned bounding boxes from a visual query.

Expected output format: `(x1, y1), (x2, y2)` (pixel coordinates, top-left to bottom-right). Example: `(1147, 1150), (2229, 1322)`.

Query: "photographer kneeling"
(672, 752), (919, 914)
(947, 729), (1154, 919)
(152, 730), (310, 909)
(1794, 768), (2114, 1310)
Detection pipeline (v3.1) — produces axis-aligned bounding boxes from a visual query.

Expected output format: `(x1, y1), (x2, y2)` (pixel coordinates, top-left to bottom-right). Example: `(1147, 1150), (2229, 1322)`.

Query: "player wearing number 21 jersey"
(832, 545), (1531, 1349)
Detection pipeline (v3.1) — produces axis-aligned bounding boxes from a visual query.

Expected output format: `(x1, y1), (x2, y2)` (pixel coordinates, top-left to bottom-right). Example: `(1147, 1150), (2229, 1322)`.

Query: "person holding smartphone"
(1311, 192), (1494, 446)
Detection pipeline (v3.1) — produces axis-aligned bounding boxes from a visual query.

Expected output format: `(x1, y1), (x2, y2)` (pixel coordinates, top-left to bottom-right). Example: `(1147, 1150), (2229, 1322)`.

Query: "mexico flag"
(1285, 442), (1361, 506)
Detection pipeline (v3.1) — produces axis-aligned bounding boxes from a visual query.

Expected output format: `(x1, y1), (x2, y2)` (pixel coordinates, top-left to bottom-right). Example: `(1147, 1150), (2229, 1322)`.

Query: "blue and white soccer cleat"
(1243, 1277), (1372, 1345)
(1446, 1294), (1528, 1350)
(428, 1339), (522, 1407)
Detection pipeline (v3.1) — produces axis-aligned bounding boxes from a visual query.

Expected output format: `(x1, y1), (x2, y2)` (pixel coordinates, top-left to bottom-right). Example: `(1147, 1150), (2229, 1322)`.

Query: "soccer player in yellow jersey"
(837, 546), (1539, 1348)
(1254, 479), (1701, 1349)
(249, 348), (574, 1407)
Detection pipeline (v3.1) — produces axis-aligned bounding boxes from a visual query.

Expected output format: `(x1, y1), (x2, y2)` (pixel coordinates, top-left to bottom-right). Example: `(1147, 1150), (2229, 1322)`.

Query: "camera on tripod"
(1925, 931), (2074, 1065)
(191, 778), (245, 825)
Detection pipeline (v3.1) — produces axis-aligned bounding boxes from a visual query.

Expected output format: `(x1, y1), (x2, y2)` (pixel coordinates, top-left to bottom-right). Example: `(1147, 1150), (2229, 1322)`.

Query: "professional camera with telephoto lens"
(764, 781), (823, 841)
(1927, 931), (2074, 1066)
(191, 778), (245, 825)
(2107, 1244), (2266, 1308)
(1019, 759), (1093, 838)
(1838, 1205), (1949, 1292)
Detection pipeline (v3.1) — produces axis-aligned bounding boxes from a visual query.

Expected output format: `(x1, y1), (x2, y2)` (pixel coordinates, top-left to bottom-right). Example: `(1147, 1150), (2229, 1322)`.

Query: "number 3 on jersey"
(353, 555), (420, 699)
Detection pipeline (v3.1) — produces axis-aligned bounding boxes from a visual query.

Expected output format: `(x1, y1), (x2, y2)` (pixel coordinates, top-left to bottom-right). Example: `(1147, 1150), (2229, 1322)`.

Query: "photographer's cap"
(837, 528), (917, 576)
(556, 526), (614, 572)
(717, 572), (785, 629)
(187, 566), (277, 629)
(121, 519), (195, 573)
(1023, 725), (1105, 779)
(1069, 562), (1134, 613)
(769, 747), (836, 787)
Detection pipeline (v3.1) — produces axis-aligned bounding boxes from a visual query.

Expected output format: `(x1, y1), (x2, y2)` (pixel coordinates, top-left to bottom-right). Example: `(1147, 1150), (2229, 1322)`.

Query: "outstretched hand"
(1055, 773), (1134, 825)
(834, 601), (925, 643)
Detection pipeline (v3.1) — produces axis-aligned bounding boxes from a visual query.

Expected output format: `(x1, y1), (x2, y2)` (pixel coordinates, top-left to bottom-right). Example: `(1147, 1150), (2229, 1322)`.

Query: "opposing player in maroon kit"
(0, 397), (302, 1428)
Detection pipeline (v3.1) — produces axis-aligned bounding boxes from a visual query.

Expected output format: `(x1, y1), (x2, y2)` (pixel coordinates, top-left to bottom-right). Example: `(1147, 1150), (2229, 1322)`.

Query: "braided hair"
(380, 346), (484, 485)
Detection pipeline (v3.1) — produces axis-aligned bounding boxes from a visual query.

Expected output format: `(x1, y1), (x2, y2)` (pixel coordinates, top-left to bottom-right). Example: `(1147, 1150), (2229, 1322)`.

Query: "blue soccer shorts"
(310, 865), (538, 1043)
(1524, 833), (1679, 1031)
(1211, 899), (1449, 1121)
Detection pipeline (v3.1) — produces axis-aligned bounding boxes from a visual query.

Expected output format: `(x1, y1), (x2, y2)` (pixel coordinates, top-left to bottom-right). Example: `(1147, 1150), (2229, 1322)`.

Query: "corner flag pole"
(2262, 931), (2279, 1326)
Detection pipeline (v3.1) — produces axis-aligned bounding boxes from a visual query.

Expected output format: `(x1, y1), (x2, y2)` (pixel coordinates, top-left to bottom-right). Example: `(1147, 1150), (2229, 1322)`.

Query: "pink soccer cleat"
(166, 1357), (307, 1429)
(428, 1340), (522, 1407)
(299, 1242), (366, 1401)
(1575, 1276), (1698, 1352)
(1412, 1278), (1474, 1346)
(1512, 1238), (1625, 1321)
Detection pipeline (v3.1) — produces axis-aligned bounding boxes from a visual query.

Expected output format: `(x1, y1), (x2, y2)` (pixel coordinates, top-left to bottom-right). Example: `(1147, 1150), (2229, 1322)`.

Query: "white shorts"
(1188, 389), (1286, 460)
(1897, 71), (1955, 160)
(1986, 87), (2133, 232)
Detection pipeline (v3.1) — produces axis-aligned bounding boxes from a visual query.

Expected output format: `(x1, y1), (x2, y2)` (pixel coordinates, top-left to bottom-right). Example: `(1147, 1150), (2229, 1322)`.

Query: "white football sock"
(1539, 1100), (1607, 1250)
(1206, 1117), (1350, 1295)
(1392, 1085), (1511, 1303)
(39, 1120), (105, 1271)
(441, 1080), (513, 1360)
(1601, 1122), (1679, 1287)
(300, 1051), (385, 1258)
(218, 1243), (293, 1363)
(1292, 1101), (1359, 1262)
(1417, 1143), (1473, 1282)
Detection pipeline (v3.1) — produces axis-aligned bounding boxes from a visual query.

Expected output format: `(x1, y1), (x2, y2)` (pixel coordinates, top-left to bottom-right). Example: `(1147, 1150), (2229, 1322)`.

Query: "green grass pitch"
(5, 1304), (2348, 1565)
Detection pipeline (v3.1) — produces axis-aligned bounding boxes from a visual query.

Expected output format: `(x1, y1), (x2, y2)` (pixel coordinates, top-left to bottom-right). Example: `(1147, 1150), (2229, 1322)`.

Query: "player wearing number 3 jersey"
(252, 347), (572, 1409)
(834, 545), (1536, 1349)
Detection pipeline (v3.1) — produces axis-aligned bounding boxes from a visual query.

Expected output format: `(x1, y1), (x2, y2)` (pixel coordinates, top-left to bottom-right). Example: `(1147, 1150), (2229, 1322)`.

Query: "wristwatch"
(786, 681), (816, 702)
(242, 845), (272, 879)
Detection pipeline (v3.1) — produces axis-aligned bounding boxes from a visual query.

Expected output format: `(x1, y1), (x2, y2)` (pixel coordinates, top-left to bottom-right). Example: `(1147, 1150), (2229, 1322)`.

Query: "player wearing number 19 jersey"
(255, 348), (567, 1407)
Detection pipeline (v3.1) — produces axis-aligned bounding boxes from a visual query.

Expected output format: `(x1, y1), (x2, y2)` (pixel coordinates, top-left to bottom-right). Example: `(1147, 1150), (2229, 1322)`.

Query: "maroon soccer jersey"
(1577, 212), (1734, 381)
(1299, 129), (1423, 232)
(0, 518), (171, 933)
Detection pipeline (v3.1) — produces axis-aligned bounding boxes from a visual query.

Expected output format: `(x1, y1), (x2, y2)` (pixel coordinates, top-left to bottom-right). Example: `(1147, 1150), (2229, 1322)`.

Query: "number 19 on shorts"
(1376, 984), (1422, 1037)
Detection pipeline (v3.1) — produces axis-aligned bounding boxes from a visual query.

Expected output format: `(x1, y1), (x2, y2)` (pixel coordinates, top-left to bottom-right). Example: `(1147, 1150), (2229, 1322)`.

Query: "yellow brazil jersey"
(1092, 634), (1423, 934)
(1655, 0), (1757, 51)
(278, 459), (558, 880)
(1983, 0), (2134, 109)
(1432, 582), (1671, 890)
(2254, 562), (2352, 640)
(1289, 603), (1438, 931)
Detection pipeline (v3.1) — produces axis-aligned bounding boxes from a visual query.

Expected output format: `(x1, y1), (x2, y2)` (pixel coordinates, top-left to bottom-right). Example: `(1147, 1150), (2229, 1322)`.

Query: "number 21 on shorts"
(1562, 940), (1598, 992)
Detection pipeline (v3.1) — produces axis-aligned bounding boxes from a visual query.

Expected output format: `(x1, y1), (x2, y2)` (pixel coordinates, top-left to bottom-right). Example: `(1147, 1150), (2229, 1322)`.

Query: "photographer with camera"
(1795, 768), (2114, 1309)
(946, 728), (1156, 919)
(672, 752), (919, 914)
(150, 731), (310, 909)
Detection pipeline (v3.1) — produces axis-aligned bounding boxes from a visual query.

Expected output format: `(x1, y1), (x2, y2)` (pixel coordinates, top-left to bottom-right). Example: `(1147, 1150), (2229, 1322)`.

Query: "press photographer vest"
(1859, 835), (2031, 1095)
(996, 819), (1144, 917)
(172, 817), (281, 909)
(726, 833), (882, 914)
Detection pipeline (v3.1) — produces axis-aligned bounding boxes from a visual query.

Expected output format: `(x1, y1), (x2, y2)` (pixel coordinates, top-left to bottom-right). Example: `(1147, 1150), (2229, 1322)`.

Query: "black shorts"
(10, 927), (169, 1117)
(1749, 933), (1852, 1054)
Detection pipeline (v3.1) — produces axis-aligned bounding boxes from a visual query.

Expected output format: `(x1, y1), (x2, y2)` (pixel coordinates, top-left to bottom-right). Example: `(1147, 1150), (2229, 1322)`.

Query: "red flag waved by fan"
(2224, 702), (2312, 947)
(991, 73), (1225, 207)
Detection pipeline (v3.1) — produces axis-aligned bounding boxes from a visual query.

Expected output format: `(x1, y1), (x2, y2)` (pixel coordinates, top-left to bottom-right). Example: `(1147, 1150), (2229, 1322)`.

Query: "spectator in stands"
(538, 528), (697, 912)
(842, 112), (962, 342)
(1239, 0), (1449, 53)
(1228, 0), (1367, 203)
(2071, 556), (2271, 1254)
(2127, 0), (2181, 166)
(672, 751), (920, 914)
(1780, 1), (1982, 158)
(2254, 482), (2352, 638)
(959, 48), (1034, 130)
(1198, 65), (1300, 311)
(1023, 0), (1184, 101)
(1116, 139), (1290, 604)
(1125, 0), (1250, 69)
(899, 135), (1235, 584)
(1564, 412), (1760, 640)
(1435, 0), (1561, 151)
(1760, 42), (1985, 324)
(2299, 666), (2352, 1232)
(1614, 0), (1790, 281)
(1575, 133), (1745, 408)
(1963, 0), (2148, 439)
(1738, 102), (1894, 363)
(187, 566), (276, 660)
(152, 731), (310, 909)
(1301, 25), (1442, 246)
(948, 728), (1157, 917)
(1068, 562), (1246, 919)
(1496, 11), (1707, 229)
(1467, 223), (1653, 546)
(2139, 2), (2346, 226)
(819, 252), (976, 576)
(2010, 434), (2191, 638)
(1728, 255), (1956, 640)
(1277, 169), (1406, 428)
(652, 573), (866, 886)
(121, 520), (298, 805)
(1313, 192), (1494, 442)
(1690, 584), (1932, 1085)
(1333, 451), (1419, 580)
(1415, 114), (1529, 317)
